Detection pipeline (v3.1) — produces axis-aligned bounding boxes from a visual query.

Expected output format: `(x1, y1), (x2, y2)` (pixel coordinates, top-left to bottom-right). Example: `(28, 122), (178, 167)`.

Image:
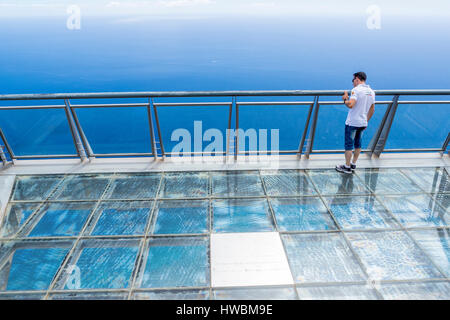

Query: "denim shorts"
(345, 125), (366, 151)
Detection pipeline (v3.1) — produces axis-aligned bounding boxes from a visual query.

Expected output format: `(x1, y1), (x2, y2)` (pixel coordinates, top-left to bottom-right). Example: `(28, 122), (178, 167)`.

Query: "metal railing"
(0, 89), (449, 164)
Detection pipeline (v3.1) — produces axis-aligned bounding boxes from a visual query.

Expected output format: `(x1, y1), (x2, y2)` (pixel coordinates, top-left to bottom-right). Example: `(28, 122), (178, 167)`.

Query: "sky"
(1, 0), (450, 18)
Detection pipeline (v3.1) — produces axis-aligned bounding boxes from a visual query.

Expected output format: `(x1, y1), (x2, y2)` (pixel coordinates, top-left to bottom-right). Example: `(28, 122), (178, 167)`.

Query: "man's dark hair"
(353, 72), (367, 81)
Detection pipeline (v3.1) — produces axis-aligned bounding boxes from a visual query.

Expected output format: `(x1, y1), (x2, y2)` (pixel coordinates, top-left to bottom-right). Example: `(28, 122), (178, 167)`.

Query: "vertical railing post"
(304, 96), (320, 159)
(225, 98), (233, 162)
(441, 132), (450, 157)
(0, 127), (15, 161)
(297, 100), (315, 159)
(152, 100), (165, 160)
(69, 103), (94, 159)
(0, 145), (7, 166)
(367, 95), (399, 158)
(64, 99), (87, 161)
(147, 98), (158, 160)
(235, 98), (239, 161)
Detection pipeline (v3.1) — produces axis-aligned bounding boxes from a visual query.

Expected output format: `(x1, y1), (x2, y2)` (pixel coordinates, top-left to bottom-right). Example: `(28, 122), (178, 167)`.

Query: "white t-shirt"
(345, 83), (375, 127)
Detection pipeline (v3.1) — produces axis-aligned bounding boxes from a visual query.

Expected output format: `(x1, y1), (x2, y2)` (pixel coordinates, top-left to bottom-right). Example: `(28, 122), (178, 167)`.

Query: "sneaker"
(335, 164), (352, 174)
(350, 164), (356, 172)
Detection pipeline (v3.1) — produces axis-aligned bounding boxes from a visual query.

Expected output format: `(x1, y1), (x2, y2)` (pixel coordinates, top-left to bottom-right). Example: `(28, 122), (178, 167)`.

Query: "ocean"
(0, 14), (449, 156)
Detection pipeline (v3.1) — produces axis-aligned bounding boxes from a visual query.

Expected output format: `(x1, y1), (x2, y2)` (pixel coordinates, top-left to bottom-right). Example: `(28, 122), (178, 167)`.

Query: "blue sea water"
(0, 14), (449, 156)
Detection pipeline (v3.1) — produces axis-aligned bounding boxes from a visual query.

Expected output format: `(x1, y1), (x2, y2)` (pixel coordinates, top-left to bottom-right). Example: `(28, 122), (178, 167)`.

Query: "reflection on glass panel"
(55, 239), (140, 290)
(12, 175), (64, 201)
(314, 104), (387, 150)
(214, 286), (297, 300)
(409, 229), (450, 277)
(379, 281), (450, 300)
(297, 284), (379, 300)
(270, 197), (336, 231)
(325, 195), (398, 230)
(261, 170), (316, 196)
(356, 168), (422, 194)
(435, 193), (449, 214)
(51, 174), (112, 200)
(385, 104), (450, 149)
(105, 174), (161, 200)
(0, 240), (72, 291)
(346, 231), (443, 281)
(157, 104), (229, 156)
(281, 233), (366, 283)
(75, 106), (151, 154)
(86, 201), (153, 236)
(0, 109), (76, 156)
(140, 237), (209, 289)
(151, 200), (208, 235)
(159, 172), (209, 198)
(133, 289), (210, 300)
(25, 202), (95, 238)
(400, 167), (450, 194)
(0, 203), (41, 237)
(213, 199), (274, 233)
(379, 194), (448, 228)
(307, 170), (369, 195)
(239, 104), (310, 151)
(212, 171), (264, 197)
(50, 292), (128, 300)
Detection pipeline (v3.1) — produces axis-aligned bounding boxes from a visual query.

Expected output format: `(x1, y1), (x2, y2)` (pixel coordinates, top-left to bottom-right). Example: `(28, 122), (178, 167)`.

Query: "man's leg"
(336, 125), (354, 173)
(345, 150), (353, 166)
(352, 127), (365, 164)
(352, 148), (361, 163)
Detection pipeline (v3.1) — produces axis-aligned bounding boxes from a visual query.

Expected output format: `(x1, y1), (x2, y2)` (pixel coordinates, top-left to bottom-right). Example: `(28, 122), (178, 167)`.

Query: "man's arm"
(342, 90), (356, 109)
(367, 104), (375, 121)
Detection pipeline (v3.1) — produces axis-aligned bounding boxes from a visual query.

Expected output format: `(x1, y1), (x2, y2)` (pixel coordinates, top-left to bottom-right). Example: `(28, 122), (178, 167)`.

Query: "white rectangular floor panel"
(211, 232), (294, 287)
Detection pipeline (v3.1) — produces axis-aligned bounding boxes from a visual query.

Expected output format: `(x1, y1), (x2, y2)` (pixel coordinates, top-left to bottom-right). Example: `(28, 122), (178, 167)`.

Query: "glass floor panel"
(213, 286), (297, 300)
(213, 198), (275, 233)
(281, 233), (366, 283)
(86, 201), (153, 236)
(261, 170), (317, 196)
(409, 228), (450, 277)
(296, 284), (379, 300)
(150, 200), (209, 235)
(139, 237), (209, 289)
(307, 170), (370, 195)
(346, 231), (444, 281)
(158, 172), (209, 199)
(50, 174), (113, 200)
(1, 169), (449, 299)
(379, 194), (449, 228)
(54, 239), (140, 290)
(400, 167), (450, 194)
(378, 281), (450, 300)
(356, 168), (423, 194)
(324, 195), (399, 230)
(24, 202), (95, 238)
(105, 174), (161, 200)
(212, 171), (264, 197)
(270, 197), (336, 231)
(0, 240), (73, 291)
(11, 175), (64, 201)
(132, 289), (210, 300)
(0, 203), (42, 237)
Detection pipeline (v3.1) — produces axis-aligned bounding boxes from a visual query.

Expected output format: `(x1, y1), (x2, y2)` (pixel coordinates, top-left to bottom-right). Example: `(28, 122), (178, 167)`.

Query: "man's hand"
(342, 91), (349, 101)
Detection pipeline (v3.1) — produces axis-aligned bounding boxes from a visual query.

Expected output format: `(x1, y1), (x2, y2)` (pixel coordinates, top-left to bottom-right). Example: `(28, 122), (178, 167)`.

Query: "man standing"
(336, 72), (375, 174)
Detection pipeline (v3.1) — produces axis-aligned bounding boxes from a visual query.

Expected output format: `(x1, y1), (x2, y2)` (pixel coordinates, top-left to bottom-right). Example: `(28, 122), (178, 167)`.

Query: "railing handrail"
(0, 89), (449, 164)
(1, 89), (450, 101)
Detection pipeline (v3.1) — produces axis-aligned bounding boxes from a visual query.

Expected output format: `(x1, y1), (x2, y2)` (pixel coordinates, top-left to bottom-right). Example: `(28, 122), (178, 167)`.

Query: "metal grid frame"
(0, 90), (449, 165)
(0, 167), (449, 299)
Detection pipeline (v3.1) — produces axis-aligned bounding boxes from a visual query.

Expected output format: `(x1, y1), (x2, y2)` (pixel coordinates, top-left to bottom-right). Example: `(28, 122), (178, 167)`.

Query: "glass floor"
(0, 167), (449, 300)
